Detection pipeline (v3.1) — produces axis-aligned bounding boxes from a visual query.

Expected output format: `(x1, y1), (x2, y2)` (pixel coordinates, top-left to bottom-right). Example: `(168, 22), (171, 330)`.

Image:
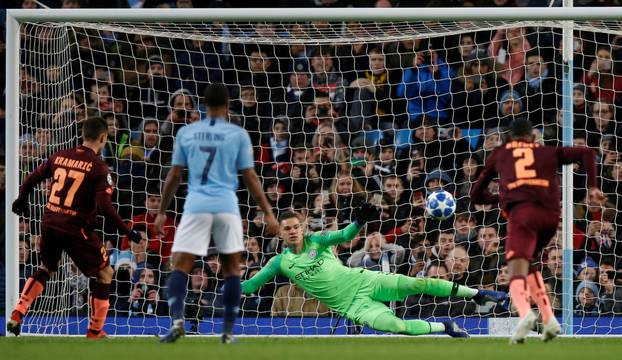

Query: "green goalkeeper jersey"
(242, 223), (366, 314)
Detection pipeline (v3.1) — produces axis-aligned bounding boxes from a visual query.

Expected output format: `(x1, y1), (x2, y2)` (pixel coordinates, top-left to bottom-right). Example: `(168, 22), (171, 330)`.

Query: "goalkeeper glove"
(128, 229), (144, 244)
(353, 202), (381, 225)
(12, 198), (28, 216)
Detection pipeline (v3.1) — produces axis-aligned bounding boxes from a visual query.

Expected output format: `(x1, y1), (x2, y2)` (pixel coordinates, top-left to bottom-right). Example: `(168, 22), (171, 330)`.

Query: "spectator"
(140, 55), (178, 120)
(455, 155), (482, 201)
(128, 267), (167, 316)
(335, 232), (364, 265)
(347, 232), (405, 273)
(310, 46), (346, 108)
(348, 46), (405, 131)
(495, 264), (510, 292)
(185, 266), (223, 319)
(271, 283), (331, 317)
(488, 27), (532, 86)
(470, 225), (503, 288)
(243, 236), (265, 268)
(328, 173), (366, 226)
(285, 58), (314, 138)
(586, 100), (616, 149)
(495, 89), (525, 129)
(287, 145), (321, 202)
(453, 212), (478, 243)
(259, 116), (290, 165)
(161, 88), (200, 137)
(582, 47), (622, 103)
(575, 280), (600, 316)
(430, 229), (456, 263)
(444, 245), (478, 287)
(230, 83), (272, 149)
(575, 257), (599, 282)
(544, 246), (563, 313)
(599, 260), (622, 314)
(120, 190), (175, 267)
(102, 112), (130, 170)
(515, 48), (559, 126)
(176, 37), (225, 97)
(423, 168), (453, 195)
(396, 41), (454, 125)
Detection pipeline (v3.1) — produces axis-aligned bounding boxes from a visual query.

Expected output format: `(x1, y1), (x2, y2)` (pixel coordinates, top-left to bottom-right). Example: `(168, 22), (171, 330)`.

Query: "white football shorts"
(171, 213), (244, 256)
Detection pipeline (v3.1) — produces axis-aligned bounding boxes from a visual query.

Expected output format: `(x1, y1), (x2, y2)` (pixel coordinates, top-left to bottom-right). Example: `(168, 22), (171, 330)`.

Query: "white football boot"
(541, 317), (561, 342)
(509, 309), (538, 344)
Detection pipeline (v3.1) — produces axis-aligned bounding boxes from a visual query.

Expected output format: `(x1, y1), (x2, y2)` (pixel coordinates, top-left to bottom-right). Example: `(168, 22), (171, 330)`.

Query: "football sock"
(222, 276), (241, 334)
(397, 276), (478, 298)
(88, 282), (111, 333)
(509, 276), (532, 318)
(371, 313), (445, 335)
(167, 270), (188, 321)
(15, 269), (50, 316)
(527, 271), (554, 324)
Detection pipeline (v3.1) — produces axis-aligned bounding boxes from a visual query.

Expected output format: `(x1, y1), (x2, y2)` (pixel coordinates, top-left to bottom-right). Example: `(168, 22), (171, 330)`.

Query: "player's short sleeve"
(94, 161), (114, 196)
(171, 128), (187, 167)
(237, 129), (254, 171)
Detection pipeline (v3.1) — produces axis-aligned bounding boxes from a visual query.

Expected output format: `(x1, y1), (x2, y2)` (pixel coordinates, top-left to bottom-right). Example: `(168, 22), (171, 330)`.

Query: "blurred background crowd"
(1, 0), (622, 323)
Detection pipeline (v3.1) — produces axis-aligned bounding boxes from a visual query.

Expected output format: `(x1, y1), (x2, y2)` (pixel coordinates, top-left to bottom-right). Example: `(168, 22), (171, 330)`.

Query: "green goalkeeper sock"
(398, 276), (478, 298)
(371, 313), (445, 335)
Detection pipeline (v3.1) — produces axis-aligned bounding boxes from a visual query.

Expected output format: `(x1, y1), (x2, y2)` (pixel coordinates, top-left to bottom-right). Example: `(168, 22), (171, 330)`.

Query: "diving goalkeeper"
(242, 204), (507, 337)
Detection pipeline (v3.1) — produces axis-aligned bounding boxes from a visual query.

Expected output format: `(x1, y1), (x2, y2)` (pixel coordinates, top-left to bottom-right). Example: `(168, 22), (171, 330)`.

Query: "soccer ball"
(425, 190), (456, 220)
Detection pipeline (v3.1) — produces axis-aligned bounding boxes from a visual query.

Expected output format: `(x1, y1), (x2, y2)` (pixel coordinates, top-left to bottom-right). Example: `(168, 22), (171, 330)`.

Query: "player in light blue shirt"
(156, 83), (278, 344)
(170, 109), (254, 215)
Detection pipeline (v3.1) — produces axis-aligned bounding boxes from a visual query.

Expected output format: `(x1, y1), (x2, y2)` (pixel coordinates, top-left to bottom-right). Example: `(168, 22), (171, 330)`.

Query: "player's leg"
(64, 230), (113, 339)
(87, 265), (113, 339)
(527, 216), (560, 341)
(212, 213), (245, 344)
(220, 252), (241, 344)
(160, 214), (211, 343)
(7, 266), (53, 336)
(506, 204), (539, 344)
(369, 271), (504, 305)
(8, 228), (60, 336)
(353, 302), (468, 338)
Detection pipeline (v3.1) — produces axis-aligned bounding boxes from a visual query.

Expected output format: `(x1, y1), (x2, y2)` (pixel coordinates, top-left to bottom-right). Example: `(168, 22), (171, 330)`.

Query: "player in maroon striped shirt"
(471, 118), (606, 344)
(8, 117), (142, 339)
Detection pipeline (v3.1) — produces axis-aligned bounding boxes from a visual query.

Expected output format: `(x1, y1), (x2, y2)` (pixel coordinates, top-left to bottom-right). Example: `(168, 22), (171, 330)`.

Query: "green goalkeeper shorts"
(344, 270), (404, 327)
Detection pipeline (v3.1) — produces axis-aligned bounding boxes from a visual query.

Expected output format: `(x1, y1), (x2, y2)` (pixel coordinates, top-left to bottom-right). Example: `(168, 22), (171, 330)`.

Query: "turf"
(2, 337), (621, 360)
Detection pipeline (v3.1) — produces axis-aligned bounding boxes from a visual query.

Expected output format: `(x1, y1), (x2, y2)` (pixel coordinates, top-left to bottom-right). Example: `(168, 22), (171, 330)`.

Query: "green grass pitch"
(2, 337), (621, 360)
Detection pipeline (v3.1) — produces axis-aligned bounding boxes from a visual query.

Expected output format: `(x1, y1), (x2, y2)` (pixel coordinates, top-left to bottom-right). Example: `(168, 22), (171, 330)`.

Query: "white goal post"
(5, 6), (622, 336)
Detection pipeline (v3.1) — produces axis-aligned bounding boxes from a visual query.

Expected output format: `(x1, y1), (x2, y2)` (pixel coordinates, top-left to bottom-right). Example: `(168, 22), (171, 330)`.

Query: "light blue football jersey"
(171, 117), (254, 214)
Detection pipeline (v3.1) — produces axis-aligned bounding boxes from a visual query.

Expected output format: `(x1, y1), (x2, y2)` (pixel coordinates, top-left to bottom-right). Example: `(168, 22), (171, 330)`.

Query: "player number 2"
(200, 146), (217, 185)
(49, 168), (85, 207)
(512, 148), (537, 179)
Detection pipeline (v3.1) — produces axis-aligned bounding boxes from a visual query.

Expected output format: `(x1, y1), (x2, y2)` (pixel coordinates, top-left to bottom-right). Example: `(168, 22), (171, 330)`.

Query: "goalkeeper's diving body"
(242, 204), (507, 337)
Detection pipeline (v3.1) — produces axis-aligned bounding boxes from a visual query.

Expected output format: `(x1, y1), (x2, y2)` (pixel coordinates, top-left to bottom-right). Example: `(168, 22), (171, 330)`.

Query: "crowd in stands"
(1, 0), (622, 321)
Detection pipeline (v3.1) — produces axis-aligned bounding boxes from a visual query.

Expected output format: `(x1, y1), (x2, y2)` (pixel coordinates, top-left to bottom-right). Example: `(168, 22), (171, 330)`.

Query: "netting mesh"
(13, 19), (622, 335)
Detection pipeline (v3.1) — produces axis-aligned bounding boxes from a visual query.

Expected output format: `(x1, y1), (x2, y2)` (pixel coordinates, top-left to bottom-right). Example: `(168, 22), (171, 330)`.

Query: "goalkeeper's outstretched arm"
(242, 255), (282, 294)
(310, 202), (379, 247)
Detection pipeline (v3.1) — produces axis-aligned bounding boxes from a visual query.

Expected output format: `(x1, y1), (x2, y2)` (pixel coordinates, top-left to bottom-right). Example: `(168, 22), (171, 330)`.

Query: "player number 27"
(49, 168), (85, 207)
(200, 146), (217, 185)
(512, 148), (537, 179)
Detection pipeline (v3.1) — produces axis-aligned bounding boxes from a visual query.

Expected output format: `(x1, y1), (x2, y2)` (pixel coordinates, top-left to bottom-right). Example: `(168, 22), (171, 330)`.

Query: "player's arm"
(12, 157), (54, 215)
(159, 165), (183, 216)
(239, 130), (279, 236)
(470, 151), (500, 205)
(556, 147), (598, 188)
(241, 255), (282, 294)
(155, 130), (186, 235)
(308, 203), (378, 247)
(94, 165), (140, 241)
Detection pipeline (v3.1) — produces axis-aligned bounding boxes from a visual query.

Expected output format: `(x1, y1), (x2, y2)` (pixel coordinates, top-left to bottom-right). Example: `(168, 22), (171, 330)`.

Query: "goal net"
(8, 10), (622, 336)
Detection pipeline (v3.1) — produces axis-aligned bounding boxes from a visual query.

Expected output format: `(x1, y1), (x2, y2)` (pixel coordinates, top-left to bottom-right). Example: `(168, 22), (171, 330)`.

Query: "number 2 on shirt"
(200, 146), (217, 185)
(512, 148), (537, 179)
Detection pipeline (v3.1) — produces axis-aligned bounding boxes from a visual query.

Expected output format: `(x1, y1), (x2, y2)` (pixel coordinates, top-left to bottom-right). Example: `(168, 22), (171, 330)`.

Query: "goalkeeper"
(242, 204), (507, 337)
